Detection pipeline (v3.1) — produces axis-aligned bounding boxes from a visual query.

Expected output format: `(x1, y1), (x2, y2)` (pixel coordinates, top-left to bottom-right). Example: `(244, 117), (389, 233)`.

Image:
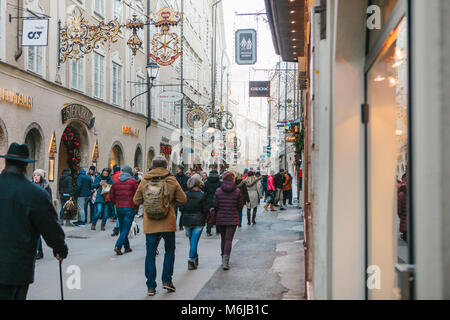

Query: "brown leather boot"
(91, 223), (96, 230)
(101, 224), (106, 231)
(270, 204), (276, 211)
(264, 203), (269, 211)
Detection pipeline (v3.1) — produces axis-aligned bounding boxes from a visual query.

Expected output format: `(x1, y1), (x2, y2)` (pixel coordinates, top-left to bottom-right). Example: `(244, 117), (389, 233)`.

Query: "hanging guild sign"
(92, 140), (99, 161)
(159, 91), (184, 103)
(61, 104), (95, 129)
(235, 29), (257, 65)
(249, 81), (270, 98)
(149, 7), (183, 66)
(22, 19), (49, 46)
(48, 131), (57, 157)
(186, 107), (209, 133)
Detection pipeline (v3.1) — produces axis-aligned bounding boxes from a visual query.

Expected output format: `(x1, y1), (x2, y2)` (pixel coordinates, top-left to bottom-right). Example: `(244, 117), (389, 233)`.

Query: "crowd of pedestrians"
(0, 141), (297, 299)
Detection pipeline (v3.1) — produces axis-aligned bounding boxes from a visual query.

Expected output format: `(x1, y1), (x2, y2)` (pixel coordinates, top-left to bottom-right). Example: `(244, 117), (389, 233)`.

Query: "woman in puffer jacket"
(179, 175), (209, 270)
(213, 171), (243, 270)
(264, 170), (276, 212)
(109, 166), (139, 255)
(241, 171), (262, 225)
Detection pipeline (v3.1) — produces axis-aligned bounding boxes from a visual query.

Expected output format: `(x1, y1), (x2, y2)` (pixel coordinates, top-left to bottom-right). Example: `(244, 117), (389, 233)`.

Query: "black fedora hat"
(0, 143), (37, 163)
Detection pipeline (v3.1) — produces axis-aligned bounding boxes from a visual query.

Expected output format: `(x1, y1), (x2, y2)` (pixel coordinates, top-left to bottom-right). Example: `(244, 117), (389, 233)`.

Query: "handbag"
(101, 183), (112, 195)
(63, 199), (77, 213)
(207, 208), (216, 226)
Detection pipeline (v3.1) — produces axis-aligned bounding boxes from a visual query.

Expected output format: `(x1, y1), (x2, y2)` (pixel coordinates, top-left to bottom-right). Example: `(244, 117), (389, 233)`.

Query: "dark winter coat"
(75, 172), (92, 198)
(204, 175), (222, 208)
(59, 168), (73, 197)
(262, 175), (268, 189)
(92, 175), (113, 203)
(0, 167), (68, 285)
(213, 180), (243, 226)
(34, 179), (52, 202)
(109, 175), (139, 209)
(274, 173), (285, 189)
(175, 172), (189, 192)
(179, 190), (209, 227)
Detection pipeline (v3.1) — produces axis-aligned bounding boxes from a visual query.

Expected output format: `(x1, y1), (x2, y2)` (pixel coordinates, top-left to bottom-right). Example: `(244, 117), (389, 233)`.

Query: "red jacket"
(112, 171), (121, 183)
(110, 177), (139, 209)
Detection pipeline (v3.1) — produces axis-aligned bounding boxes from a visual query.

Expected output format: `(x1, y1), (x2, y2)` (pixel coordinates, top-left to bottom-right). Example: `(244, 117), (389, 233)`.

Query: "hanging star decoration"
(149, 7), (183, 66)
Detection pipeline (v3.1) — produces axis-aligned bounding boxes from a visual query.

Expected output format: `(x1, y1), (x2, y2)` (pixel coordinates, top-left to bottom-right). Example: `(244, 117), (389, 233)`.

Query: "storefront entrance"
(365, 0), (412, 299)
(58, 122), (90, 194)
(24, 125), (43, 179)
(109, 143), (124, 169)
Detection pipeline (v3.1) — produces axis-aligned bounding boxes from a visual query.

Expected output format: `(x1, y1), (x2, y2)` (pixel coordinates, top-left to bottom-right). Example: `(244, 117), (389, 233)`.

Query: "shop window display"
(367, 17), (409, 298)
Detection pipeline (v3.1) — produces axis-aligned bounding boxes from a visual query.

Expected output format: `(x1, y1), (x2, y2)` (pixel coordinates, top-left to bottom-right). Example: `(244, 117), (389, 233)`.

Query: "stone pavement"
(27, 203), (305, 300)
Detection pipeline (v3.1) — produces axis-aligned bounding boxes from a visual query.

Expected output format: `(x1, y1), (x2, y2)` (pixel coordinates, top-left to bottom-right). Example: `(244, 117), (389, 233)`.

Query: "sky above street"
(223, 0), (278, 120)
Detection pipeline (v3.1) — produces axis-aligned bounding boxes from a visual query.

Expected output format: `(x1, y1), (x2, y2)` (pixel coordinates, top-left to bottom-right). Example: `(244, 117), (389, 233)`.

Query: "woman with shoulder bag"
(213, 171), (243, 270)
(91, 168), (113, 231)
(179, 175), (209, 270)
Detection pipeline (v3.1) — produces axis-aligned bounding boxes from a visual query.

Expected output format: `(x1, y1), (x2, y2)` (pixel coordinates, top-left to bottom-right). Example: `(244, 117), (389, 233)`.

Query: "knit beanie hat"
(222, 171), (235, 181)
(122, 165), (133, 175)
(177, 165), (184, 172)
(33, 169), (46, 179)
(113, 165), (121, 173)
(187, 175), (203, 190)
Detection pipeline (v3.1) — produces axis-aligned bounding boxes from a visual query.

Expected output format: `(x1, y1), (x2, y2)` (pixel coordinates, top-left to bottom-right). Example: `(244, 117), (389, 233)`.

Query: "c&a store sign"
(0, 88), (33, 109)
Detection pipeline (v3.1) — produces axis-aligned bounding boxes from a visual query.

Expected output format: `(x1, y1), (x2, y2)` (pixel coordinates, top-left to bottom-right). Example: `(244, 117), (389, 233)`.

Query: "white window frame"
(113, 0), (124, 36)
(112, 62), (123, 107)
(93, 52), (106, 100)
(93, 0), (105, 19)
(26, 46), (45, 76)
(71, 58), (85, 92)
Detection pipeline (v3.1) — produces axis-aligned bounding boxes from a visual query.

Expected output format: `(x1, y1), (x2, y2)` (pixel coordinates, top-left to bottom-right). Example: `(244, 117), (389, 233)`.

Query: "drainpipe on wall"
(14, 0), (23, 60)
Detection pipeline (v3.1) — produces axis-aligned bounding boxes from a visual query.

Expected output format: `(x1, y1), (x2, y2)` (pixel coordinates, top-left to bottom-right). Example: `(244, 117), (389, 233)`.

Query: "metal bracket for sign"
(9, 8), (50, 22)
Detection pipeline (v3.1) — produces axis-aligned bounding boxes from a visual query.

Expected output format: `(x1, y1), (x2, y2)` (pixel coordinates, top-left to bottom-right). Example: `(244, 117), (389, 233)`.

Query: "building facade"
(0, 0), (227, 200)
(266, 0), (450, 300)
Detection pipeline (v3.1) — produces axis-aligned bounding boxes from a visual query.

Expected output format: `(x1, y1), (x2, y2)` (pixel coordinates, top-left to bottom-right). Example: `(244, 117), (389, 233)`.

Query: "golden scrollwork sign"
(60, 8), (121, 63)
(149, 7), (183, 66)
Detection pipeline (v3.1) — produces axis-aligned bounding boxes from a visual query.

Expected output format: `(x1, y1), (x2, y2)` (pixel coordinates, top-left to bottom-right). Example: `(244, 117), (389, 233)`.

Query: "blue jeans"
(92, 202), (110, 225)
(115, 208), (135, 250)
(85, 199), (96, 223)
(77, 197), (89, 223)
(238, 209), (243, 226)
(145, 233), (176, 290)
(185, 227), (204, 261)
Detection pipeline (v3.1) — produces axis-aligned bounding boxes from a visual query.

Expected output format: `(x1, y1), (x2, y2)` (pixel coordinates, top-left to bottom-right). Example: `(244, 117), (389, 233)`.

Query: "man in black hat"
(0, 143), (68, 300)
(174, 165), (189, 231)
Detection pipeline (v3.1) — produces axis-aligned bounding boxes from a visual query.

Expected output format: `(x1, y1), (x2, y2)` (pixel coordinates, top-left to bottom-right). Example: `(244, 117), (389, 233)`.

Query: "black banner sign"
(61, 104), (95, 129)
(249, 81), (271, 98)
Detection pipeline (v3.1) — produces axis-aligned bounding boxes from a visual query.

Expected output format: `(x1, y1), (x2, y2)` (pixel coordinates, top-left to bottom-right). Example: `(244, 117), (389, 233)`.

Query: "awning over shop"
(264, 0), (306, 62)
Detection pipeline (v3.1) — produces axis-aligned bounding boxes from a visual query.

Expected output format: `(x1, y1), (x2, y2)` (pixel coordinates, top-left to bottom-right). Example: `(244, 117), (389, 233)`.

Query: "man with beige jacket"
(133, 155), (187, 296)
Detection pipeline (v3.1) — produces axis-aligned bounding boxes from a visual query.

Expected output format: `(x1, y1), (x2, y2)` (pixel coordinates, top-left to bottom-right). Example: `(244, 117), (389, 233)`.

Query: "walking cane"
(59, 260), (64, 301)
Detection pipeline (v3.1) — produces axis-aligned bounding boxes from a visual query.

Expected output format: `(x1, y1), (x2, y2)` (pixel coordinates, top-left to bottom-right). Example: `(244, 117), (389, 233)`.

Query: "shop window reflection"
(367, 17), (408, 298)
